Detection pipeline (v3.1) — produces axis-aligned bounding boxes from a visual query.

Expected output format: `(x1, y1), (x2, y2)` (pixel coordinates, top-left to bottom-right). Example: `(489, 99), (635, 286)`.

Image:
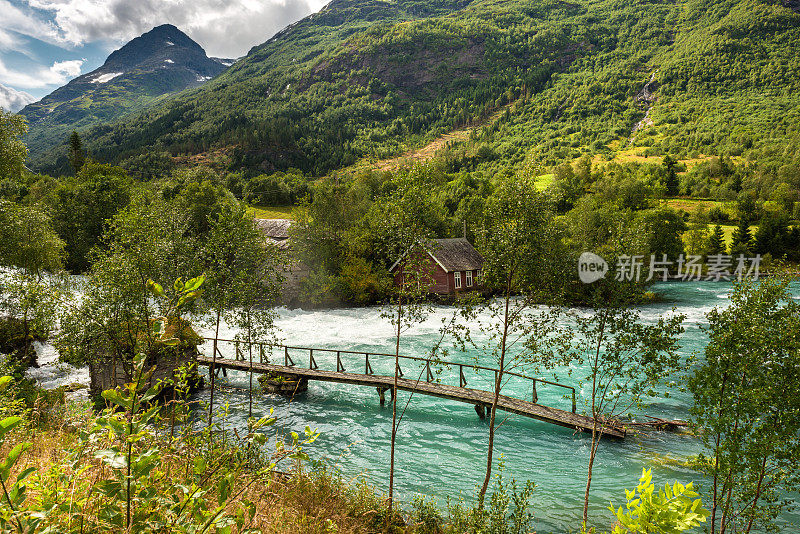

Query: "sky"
(0, 0), (329, 111)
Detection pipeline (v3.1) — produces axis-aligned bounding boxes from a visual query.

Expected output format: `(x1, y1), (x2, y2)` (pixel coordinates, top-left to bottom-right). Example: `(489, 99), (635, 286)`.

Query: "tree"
(51, 161), (132, 271)
(0, 201), (66, 368)
(753, 211), (790, 259)
(736, 192), (759, 224)
(641, 208), (686, 260)
(684, 221), (710, 257)
(224, 219), (283, 421)
(705, 224), (726, 257)
(174, 177), (235, 236)
(689, 278), (800, 534)
(372, 177), (438, 516)
(551, 159), (585, 212)
(56, 190), (197, 369)
(559, 290), (685, 525)
(470, 175), (569, 506)
(663, 155), (679, 196)
(68, 131), (86, 174)
(0, 201), (65, 276)
(292, 178), (365, 274)
(769, 182), (796, 215)
(200, 203), (280, 427)
(0, 110), (27, 182)
(729, 218), (752, 257)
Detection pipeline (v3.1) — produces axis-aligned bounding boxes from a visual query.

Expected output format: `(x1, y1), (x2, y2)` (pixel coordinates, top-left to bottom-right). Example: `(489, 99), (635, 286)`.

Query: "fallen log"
(625, 415), (690, 432)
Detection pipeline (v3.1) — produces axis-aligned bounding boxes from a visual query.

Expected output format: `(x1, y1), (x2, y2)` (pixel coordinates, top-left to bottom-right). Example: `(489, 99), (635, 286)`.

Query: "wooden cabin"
(389, 238), (484, 295)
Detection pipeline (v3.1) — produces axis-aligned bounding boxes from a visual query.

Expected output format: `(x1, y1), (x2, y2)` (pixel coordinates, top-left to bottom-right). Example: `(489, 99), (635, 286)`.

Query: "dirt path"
(373, 106), (510, 172)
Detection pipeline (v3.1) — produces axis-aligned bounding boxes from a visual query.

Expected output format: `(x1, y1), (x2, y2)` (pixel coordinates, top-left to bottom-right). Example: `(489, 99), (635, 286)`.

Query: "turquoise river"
(187, 282), (796, 532)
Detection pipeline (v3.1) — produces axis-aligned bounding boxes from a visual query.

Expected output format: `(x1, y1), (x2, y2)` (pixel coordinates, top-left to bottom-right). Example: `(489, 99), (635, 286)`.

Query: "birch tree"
(690, 277), (800, 534)
(564, 292), (685, 526)
(470, 175), (570, 506)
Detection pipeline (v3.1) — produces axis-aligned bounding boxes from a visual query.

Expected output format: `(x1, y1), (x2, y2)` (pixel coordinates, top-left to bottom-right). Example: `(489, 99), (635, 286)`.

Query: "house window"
(476, 269), (482, 283)
(466, 270), (473, 287)
(454, 271), (462, 289)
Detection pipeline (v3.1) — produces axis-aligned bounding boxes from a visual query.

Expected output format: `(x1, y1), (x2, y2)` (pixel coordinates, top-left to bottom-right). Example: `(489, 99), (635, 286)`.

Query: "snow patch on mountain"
(91, 72), (123, 83)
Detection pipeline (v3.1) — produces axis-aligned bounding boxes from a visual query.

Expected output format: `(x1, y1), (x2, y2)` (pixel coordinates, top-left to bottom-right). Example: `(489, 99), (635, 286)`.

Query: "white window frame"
(454, 271), (462, 289)
(476, 269), (482, 283)
(466, 270), (473, 287)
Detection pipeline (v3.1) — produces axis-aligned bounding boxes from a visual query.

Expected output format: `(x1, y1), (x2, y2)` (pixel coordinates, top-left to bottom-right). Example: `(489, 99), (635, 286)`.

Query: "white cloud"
(0, 1), (66, 49)
(0, 83), (36, 112)
(21, 0), (330, 58)
(0, 58), (84, 89)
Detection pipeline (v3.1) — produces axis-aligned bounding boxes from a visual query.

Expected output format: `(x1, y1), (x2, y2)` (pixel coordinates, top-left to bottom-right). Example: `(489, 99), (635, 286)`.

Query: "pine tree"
(730, 218), (752, 256)
(68, 131), (86, 174)
(705, 224), (726, 256)
(663, 155), (679, 196)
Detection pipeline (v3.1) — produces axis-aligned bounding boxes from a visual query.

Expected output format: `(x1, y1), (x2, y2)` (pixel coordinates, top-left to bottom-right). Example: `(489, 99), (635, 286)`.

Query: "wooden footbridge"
(195, 338), (626, 439)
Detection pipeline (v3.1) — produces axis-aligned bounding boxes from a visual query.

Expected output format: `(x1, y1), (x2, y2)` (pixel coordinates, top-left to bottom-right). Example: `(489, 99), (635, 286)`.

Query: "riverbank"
(0, 371), (545, 533)
(11, 280), (800, 532)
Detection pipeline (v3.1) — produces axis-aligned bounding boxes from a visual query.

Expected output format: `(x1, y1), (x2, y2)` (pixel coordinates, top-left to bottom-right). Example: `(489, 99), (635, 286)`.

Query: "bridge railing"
(200, 337), (577, 413)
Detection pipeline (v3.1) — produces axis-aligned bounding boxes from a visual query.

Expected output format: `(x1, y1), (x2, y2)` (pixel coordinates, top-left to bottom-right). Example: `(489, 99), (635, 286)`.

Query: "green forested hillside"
(28, 0), (800, 178)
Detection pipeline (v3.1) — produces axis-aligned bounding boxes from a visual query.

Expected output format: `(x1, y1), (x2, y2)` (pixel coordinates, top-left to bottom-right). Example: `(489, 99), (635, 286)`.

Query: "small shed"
(389, 238), (484, 295)
(254, 218), (309, 305)
(255, 218), (292, 249)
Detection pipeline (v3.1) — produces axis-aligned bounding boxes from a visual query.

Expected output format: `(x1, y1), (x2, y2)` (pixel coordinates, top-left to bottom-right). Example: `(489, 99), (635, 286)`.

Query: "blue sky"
(0, 0), (327, 111)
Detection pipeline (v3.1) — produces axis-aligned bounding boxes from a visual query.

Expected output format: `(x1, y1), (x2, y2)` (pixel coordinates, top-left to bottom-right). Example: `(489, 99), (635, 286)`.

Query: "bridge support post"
(475, 404), (486, 419)
(377, 386), (392, 406)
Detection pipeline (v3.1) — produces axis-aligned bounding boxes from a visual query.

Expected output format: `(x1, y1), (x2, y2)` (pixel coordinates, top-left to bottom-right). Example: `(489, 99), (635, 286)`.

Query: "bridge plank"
(195, 355), (626, 439)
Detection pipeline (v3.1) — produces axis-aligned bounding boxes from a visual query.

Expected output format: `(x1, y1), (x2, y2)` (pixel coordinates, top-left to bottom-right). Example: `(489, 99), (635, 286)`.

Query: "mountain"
(27, 0), (800, 176)
(20, 24), (230, 170)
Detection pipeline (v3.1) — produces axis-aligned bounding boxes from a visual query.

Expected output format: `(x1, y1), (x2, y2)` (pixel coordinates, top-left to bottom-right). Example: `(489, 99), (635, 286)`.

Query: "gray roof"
(427, 238), (484, 272)
(255, 218), (292, 239)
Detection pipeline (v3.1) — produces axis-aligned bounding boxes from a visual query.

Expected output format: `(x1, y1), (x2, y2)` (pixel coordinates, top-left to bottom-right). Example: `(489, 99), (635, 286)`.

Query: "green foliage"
(0, 200), (65, 275)
(0, 272), (318, 533)
(607, 468), (709, 534)
(242, 170), (309, 206)
(729, 217), (752, 257)
(173, 173), (237, 236)
(479, 175), (567, 296)
(0, 272), (64, 367)
(67, 131), (86, 174)
(663, 156), (679, 197)
(0, 111), (27, 183)
(641, 209), (687, 260)
(705, 224), (727, 256)
(0, 199), (66, 368)
(120, 150), (176, 181)
(554, 300), (686, 523)
(418, 461), (536, 534)
(689, 277), (800, 533)
(0, 376), (38, 533)
(56, 189), (200, 366)
(753, 211), (800, 260)
(336, 256), (390, 305)
(51, 161), (132, 271)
